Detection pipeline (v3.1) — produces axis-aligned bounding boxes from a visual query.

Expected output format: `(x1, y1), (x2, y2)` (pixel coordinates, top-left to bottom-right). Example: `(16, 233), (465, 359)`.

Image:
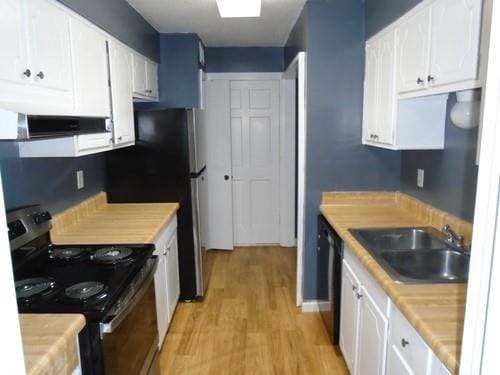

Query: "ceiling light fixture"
(216, 0), (261, 18)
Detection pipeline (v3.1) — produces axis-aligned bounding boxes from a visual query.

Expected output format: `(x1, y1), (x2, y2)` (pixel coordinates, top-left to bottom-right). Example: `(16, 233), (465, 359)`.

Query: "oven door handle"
(99, 257), (158, 336)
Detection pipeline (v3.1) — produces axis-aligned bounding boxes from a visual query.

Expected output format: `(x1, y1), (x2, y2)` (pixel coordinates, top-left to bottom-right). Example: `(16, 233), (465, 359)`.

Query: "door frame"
(459, 0), (500, 372)
(283, 52), (307, 307)
(205, 72), (296, 247)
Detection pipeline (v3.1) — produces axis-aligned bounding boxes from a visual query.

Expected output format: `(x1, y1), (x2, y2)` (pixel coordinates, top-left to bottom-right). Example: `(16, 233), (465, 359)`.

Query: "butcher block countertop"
(20, 314), (86, 375)
(50, 192), (179, 245)
(320, 192), (473, 375)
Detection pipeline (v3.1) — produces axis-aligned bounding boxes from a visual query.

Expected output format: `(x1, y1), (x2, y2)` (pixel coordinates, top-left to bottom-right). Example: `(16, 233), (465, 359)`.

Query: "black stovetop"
(12, 238), (154, 322)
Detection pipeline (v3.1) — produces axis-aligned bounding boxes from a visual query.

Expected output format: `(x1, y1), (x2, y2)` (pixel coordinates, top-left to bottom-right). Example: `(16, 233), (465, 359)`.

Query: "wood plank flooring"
(159, 246), (348, 375)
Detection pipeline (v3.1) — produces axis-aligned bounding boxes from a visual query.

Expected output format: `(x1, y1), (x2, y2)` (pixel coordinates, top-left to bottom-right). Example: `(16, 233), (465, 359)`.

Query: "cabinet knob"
(23, 69), (31, 78)
(224, 175), (230, 180)
(36, 71), (45, 80)
(352, 285), (357, 291)
(118, 136), (122, 141)
(416, 77), (423, 84)
(356, 292), (363, 299)
(427, 75), (435, 83)
(401, 338), (410, 348)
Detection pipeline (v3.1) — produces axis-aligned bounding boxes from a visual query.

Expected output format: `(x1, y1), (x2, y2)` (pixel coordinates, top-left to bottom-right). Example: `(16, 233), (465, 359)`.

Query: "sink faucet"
(442, 225), (469, 253)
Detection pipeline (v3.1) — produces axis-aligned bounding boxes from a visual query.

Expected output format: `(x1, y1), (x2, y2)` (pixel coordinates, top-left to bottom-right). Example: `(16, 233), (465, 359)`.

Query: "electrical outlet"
(76, 170), (84, 190)
(417, 169), (424, 188)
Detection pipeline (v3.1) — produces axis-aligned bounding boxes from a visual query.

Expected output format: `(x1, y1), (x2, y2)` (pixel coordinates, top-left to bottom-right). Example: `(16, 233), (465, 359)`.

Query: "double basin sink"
(349, 227), (469, 284)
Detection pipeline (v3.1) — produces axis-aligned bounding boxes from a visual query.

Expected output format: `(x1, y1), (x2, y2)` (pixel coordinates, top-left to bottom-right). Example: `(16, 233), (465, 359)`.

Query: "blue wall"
(365, 0), (478, 221)
(136, 34), (201, 109)
(0, 143), (106, 214)
(205, 47), (285, 72)
(57, 0), (159, 61)
(285, 0), (401, 300)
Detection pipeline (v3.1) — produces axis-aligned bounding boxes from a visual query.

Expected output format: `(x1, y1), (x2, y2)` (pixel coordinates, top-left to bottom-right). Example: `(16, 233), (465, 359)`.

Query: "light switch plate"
(417, 169), (424, 188)
(76, 170), (84, 190)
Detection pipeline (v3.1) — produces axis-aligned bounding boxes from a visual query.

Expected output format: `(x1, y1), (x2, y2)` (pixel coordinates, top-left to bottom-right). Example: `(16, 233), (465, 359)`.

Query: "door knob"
(224, 175), (230, 180)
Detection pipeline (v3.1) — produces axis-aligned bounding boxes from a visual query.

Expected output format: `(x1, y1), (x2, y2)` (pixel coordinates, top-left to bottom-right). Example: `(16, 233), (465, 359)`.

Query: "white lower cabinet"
(340, 245), (451, 375)
(153, 216), (181, 348)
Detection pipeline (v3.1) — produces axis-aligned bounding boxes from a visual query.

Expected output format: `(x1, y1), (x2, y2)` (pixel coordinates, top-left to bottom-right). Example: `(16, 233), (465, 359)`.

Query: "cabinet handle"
(427, 75), (435, 83)
(401, 338), (410, 348)
(23, 69), (31, 78)
(36, 71), (45, 80)
(416, 77), (423, 84)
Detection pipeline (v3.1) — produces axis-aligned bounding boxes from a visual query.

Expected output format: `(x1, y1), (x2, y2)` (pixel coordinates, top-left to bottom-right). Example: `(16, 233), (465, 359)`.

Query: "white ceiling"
(125, 0), (307, 47)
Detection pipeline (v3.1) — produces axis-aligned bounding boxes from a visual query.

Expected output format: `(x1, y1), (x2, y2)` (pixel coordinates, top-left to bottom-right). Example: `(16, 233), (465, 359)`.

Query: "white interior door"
(230, 80), (280, 245)
(204, 79), (234, 250)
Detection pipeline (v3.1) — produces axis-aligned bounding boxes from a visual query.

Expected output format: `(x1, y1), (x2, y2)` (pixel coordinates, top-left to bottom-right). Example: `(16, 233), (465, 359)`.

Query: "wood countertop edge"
(319, 204), (462, 374)
(20, 314), (86, 375)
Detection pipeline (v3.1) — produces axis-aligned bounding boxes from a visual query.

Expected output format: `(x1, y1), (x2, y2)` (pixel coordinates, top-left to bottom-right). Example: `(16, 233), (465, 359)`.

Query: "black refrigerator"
(105, 108), (208, 300)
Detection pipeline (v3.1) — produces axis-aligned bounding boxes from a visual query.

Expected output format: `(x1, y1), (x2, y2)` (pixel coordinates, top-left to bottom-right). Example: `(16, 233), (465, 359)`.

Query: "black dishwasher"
(317, 214), (343, 345)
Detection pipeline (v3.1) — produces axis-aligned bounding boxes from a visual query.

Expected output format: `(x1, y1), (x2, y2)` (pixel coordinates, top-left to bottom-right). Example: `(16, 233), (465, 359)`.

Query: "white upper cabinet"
(108, 41), (135, 147)
(0, 0), (74, 113)
(428, 0), (482, 88)
(69, 17), (110, 117)
(131, 52), (159, 101)
(396, 0), (482, 97)
(26, 0), (72, 94)
(396, 8), (431, 94)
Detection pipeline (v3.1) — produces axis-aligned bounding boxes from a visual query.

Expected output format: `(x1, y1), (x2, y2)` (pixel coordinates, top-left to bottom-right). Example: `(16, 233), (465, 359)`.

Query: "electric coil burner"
(8, 205), (159, 375)
(92, 246), (133, 264)
(15, 277), (57, 301)
(65, 281), (108, 302)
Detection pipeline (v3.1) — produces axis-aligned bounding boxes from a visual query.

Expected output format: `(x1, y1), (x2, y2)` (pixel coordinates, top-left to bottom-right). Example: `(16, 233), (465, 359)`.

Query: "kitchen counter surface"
(20, 314), (86, 375)
(51, 192), (179, 245)
(320, 192), (472, 375)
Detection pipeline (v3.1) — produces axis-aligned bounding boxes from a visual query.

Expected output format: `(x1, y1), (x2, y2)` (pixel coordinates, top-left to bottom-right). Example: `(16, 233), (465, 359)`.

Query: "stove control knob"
(33, 211), (51, 224)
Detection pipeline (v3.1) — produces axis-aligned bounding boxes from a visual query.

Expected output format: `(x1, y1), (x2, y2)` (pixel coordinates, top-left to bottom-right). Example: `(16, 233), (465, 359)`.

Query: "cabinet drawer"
(76, 132), (112, 152)
(390, 305), (431, 375)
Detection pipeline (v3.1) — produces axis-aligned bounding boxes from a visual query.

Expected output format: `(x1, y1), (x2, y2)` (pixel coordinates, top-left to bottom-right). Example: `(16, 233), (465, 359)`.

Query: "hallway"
(159, 246), (348, 374)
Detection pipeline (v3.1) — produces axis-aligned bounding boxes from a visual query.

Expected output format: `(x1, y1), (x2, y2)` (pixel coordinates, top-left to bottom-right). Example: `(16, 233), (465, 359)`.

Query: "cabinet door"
(26, 0), (73, 93)
(397, 7), (431, 93)
(377, 31), (397, 145)
(153, 250), (169, 347)
(70, 17), (110, 117)
(428, 0), (481, 87)
(165, 232), (180, 322)
(108, 41), (135, 145)
(387, 345), (415, 375)
(357, 285), (389, 375)
(146, 60), (159, 98)
(131, 53), (147, 96)
(363, 40), (380, 144)
(0, 0), (29, 90)
(339, 260), (361, 374)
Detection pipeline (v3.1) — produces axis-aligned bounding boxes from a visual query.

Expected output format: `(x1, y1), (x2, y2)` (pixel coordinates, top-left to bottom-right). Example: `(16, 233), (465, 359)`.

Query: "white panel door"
(397, 7), (431, 93)
(204, 79), (234, 250)
(230, 80), (280, 245)
(153, 247), (169, 348)
(131, 52), (147, 96)
(26, 0), (73, 93)
(339, 260), (361, 374)
(108, 41), (135, 145)
(70, 17), (110, 117)
(146, 60), (159, 98)
(363, 39), (380, 143)
(356, 285), (389, 375)
(377, 30), (397, 145)
(0, 0), (29, 90)
(429, 0), (482, 87)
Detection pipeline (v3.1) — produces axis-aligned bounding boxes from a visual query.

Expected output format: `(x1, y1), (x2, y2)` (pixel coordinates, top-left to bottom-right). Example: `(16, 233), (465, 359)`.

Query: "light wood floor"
(159, 246), (348, 374)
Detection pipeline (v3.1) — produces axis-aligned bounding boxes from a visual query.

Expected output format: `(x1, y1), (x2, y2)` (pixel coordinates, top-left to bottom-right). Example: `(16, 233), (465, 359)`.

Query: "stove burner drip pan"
(66, 281), (106, 300)
(92, 247), (133, 264)
(15, 277), (55, 299)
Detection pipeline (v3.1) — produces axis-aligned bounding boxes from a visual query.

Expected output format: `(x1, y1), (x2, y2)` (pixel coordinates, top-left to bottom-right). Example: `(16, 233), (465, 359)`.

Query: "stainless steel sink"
(349, 227), (469, 284)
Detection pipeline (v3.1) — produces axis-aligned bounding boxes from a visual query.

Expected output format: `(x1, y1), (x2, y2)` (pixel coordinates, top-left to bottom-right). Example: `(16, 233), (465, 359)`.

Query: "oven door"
(100, 258), (160, 375)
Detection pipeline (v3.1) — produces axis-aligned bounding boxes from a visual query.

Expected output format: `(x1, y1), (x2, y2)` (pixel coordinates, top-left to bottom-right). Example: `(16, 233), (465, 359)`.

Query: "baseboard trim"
(301, 300), (330, 313)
